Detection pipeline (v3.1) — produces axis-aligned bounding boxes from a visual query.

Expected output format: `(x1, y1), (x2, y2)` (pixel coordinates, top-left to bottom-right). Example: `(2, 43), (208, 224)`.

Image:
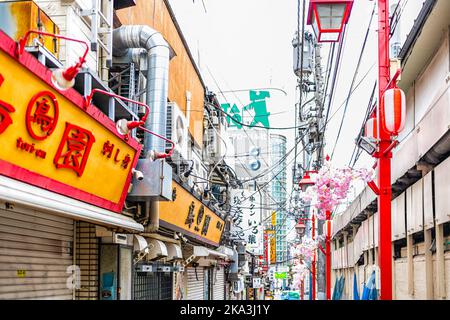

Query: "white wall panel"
(362, 220), (369, 251)
(393, 193), (406, 240)
(406, 187), (414, 235)
(414, 36), (449, 126)
(368, 215), (374, 249)
(435, 156), (450, 225)
(423, 171), (434, 229)
(411, 179), (424, 233)
(374, 212), (379, 247)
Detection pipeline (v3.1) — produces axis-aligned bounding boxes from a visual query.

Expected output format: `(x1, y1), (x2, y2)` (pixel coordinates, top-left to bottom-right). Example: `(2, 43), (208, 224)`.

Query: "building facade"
(0, 0), (235, 300)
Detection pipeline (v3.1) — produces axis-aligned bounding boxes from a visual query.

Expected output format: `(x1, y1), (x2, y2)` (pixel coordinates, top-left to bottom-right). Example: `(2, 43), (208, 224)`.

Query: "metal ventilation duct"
(113, 25), (170, 154)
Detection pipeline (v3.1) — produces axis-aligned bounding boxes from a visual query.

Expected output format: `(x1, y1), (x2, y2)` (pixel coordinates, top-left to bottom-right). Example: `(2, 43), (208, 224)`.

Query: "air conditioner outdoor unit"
(166, 102), (188, 160)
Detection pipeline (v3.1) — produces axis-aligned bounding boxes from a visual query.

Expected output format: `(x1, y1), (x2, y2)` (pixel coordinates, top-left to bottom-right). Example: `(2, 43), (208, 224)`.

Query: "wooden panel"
(116, 0), (205, 147)
(423, 171), (434, 229)
(435, 156), (450, 225)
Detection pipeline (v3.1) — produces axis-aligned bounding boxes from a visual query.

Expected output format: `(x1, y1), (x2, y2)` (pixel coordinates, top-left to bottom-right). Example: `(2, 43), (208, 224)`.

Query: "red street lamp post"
(298, 171), (317, 300)
(296, 215), (316, 300)
(308, 0), (406, 300)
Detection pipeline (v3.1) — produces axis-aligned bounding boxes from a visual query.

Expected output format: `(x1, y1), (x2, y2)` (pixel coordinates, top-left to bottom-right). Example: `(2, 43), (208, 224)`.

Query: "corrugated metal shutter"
(75, 221), (99, 300)
(186, 267), (204, 300)
(0, 206), (74, 299)
(212, 267), (224, 300)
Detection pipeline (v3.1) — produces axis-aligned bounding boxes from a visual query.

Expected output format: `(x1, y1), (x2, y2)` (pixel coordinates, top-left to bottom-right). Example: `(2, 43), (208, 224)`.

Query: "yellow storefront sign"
(267, 229), (276, 264)
(159, 180), (225, 246)
(0, 31), (141, 212)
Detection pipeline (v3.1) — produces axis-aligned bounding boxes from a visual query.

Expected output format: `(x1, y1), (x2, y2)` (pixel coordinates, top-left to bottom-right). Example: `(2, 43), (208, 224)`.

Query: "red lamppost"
(308, 0), (406, 300)
(299, 171), (317, 300)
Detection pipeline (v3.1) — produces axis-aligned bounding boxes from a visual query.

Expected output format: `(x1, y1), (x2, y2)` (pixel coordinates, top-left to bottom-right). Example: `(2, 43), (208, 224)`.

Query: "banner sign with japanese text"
(0, 31), (141, 212)
(159, 180), (225, 247)
(230, 189), (263, 255)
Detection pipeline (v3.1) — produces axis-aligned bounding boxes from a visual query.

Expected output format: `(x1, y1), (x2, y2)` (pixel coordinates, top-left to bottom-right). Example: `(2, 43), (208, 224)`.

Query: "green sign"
(274, 272), (287, 279)
(221, 90), (271, 129)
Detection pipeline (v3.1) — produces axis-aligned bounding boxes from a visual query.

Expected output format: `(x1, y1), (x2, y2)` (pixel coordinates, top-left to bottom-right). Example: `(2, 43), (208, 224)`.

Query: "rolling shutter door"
(212, 267), (225, 300)
(186, 267), (204, 300)
(0, 206), (74, 300)
(75, 221), (99, 300)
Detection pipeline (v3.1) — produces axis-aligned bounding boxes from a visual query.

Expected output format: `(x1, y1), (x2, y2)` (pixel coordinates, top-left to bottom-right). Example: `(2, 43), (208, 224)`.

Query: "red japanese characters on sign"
(54, 123), (95, 177)
(25, 91), (59, 140)
(0, 74), (15, 134)
(102, 140), (132, 169)
(0, 30), (142, 212)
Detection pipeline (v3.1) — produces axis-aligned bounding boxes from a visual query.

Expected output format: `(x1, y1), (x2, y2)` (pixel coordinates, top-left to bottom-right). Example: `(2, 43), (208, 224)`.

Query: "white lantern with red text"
(380, 87), (406, 136)
(307, 0), (354, 42)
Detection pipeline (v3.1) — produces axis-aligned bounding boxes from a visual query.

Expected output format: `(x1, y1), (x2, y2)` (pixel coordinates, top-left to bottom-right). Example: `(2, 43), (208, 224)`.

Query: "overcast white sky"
(167, 0), (426, 243)
(170, 0), (381, 193)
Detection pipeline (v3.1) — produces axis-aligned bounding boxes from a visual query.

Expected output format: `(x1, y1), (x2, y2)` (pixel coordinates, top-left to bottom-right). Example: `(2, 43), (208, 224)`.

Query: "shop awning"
(0, 176), (143, 232)
(193, 246), (228, 259)
(134, 235), (148, 252)
(166, 243), (183, 261)
(146, 238), (168, 261)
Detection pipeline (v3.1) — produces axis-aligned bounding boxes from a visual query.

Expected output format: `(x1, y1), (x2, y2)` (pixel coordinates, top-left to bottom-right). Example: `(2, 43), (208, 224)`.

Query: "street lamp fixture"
(298, 170), (317, 192)
(84, 89), (175, 159)
(295, 222), (306, 237)
(16, 30), (89, 90)
(357, 135), (377, 156)
(307, 0), (354, 43)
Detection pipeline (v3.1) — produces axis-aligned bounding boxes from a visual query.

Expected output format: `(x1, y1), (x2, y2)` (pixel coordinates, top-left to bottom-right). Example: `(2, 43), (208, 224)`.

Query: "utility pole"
(292, 29), (326, 300)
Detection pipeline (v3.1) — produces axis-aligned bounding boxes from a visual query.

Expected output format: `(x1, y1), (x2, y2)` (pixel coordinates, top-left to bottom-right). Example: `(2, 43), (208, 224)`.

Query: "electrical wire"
(330, 2), (376, 159)
(205, 67), (290, 197)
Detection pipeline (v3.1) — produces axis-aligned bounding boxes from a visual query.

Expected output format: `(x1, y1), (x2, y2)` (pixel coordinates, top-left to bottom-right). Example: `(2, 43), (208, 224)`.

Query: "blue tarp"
(332, 276), (345, 300)
(361, 271), (378, 300)
(353, 272), (360, 300)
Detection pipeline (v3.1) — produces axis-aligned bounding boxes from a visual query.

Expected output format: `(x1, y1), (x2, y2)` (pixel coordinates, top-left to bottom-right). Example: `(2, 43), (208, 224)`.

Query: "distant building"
(270, 134), (288, 267)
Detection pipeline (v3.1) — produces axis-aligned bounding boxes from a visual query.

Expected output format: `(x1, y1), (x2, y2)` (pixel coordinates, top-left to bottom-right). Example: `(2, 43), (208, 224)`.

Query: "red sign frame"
(0, 30), (142, 213)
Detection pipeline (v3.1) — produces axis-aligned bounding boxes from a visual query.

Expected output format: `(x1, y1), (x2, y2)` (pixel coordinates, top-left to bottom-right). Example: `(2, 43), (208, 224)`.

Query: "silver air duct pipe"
(113, 25), (170, 154)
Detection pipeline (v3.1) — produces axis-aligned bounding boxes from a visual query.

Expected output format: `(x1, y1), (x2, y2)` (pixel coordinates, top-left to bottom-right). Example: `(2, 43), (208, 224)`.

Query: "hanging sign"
(230, 189), (263, 255)
(0, 31), (141, 212)
(158, 180), (224, 246)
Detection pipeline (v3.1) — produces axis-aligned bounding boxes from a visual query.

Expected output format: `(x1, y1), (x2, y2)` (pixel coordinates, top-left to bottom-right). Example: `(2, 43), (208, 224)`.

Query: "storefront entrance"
(132, 263), (173, 300)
